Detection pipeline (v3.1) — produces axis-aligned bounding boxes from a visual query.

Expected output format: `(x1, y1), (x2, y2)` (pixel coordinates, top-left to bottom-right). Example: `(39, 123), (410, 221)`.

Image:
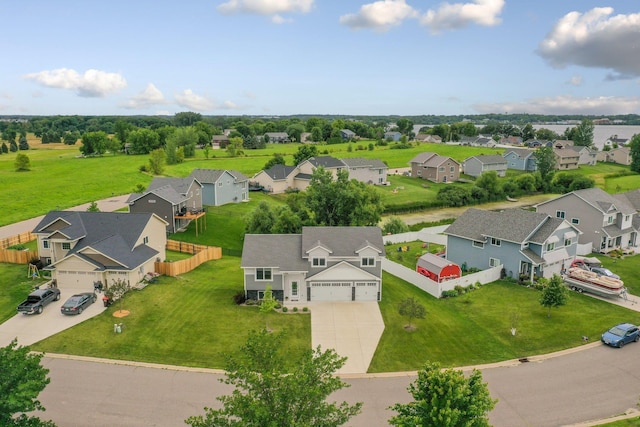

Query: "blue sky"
(1, 1), (639, 116)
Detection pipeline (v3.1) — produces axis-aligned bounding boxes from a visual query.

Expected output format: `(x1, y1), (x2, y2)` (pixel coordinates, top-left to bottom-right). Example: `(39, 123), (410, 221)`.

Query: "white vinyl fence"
(381, 258), (502, 298)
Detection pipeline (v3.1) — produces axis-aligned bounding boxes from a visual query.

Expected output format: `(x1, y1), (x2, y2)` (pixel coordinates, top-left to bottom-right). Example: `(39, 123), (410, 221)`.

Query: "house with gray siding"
(190, 169), (248, 206)
(444, 208), (580, 280)
(341, 157), (388, 184)
(264, 132), (290, 143)
(241, 226), (385, 302)
(536, 188), (638, 253)
(127, 177), (203, 233)
(340, 129), (356, 141)
(33, 211), (167, 291)
(567, 145), (597, 165)
(384, 131), (402, 141)
(462, 155), (507, 177)
(503, 148), (537, 171)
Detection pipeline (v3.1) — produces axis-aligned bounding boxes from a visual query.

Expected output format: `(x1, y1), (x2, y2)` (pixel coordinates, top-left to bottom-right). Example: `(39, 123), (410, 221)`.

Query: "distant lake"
(533, 125), (640, 149)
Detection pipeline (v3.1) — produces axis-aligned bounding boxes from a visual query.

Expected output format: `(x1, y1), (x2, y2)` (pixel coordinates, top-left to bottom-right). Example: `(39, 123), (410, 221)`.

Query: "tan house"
(554, 148), (580, 170)
(603, 147), (632, 165)
(33, 211), (167, 291)
(409, 152), (460, 183)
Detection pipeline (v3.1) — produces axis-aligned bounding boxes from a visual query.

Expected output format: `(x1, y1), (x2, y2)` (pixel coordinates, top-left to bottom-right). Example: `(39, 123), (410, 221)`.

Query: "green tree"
(629, 134), (640, 173)
(272, 206), (303, 234)
(9, 139), (18, 152)
(127, 128), (160, 155)
(2, 142), (8, 153)
(80, 131), (109, 155)
(382, 216), (410, 235)
(572, 119), (594, 147)
(396, 118), (414, 136)
(105, 278), (130, 315)
(521, 123), (535, 141)
(534, 146), (556, 190)
(264, 153), (286, 170)
(15, 153), (31, 171)
(540, 274), (569, 318)
(310, 126), (323, 142)
(113, 119), (133, 145)
(286, 123), (305, 142)
(398, 297), (426, 330)
(259, 285), (278, 332)
(437, 185), (472, 207)
(293, 144), (318, 165)
(148, 149), (166, 175)
(174, 111), (202, 126)
(474, 171), (503, 201)
(167, 126), (198, 158)
(0, 339), (57, 427)
(305, 167), (383, 226)
(18, 135), (29, 150)
(535, 127), (559, 141)
(63, 131), (80, 145)
(226, 137), (244, 157)
(389, 362), (496, 427)
(86, 201), (100, 212)
(185, 329), (362, 427)
(245, 201), (276, 234)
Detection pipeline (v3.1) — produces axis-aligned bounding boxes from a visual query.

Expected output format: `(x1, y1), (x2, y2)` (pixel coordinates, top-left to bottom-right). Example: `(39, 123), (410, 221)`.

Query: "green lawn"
(384, 241), (446, 270)
(0, 264), (51, 323)
(31, 257), (311, 368)
(597, 417), (640, 426)
(369, 272), (640, 372)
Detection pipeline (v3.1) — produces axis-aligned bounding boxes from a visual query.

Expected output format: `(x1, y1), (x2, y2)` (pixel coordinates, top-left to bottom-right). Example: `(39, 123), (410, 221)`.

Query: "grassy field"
(31, 257), (311, 368)
(0, 264), (51, 323)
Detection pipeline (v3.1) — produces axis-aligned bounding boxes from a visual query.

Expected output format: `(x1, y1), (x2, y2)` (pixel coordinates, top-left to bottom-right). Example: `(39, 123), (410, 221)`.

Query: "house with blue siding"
(503, 148), (537, 171)
(190, 169), (248, 206)
(444, 208), (580, 281)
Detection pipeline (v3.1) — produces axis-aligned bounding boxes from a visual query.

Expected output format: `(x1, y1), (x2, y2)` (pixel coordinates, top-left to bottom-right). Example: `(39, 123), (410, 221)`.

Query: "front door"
(290, 281), (299, 301)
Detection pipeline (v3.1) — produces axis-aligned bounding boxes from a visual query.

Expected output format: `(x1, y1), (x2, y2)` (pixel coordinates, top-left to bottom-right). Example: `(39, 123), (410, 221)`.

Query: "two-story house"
(33, 211), (167, 291)
(536, 188), (638, 254)
(462, 155), (507, 177)
(503, 148), (537, 171)
(190, 169), (248, 206)
(241, 226), (385, 302)
(444, 208), (580, 281)
(340, 129), (356, 141)
(341, 158), (388, 185)
(554, 147), (580, 170)
(127, 177), (203, 234)
(409, 152), (460, 183)
(264, 132), (290, 143)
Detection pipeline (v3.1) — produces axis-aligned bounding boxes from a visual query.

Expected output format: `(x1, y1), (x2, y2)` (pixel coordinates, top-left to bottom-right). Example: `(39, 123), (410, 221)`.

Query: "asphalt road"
(35, 342), (640, 427)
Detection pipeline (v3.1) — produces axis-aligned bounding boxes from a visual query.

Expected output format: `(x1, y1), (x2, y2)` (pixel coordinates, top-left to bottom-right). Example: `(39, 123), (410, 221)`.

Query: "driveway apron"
(310, 302), (385, 374)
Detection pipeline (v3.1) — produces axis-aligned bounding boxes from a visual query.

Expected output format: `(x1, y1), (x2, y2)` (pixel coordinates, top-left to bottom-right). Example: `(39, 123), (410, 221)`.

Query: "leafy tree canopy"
(540, 274), (569, 318)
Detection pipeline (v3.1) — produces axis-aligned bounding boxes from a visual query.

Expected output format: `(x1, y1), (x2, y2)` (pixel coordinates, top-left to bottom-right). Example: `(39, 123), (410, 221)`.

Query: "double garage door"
(309, 282), (378, 301)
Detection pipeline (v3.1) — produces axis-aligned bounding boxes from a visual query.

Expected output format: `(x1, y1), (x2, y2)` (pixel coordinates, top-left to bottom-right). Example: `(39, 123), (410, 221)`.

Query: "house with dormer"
(241, 226), (385, 302)
(444, 208), (580, 281)
(536, 188), (638, 254)
(33, 211), (167, 291)
(127, 177), (203, 233)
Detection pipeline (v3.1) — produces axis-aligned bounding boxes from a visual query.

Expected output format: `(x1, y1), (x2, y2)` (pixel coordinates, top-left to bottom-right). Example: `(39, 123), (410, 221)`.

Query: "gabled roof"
(615, 189), (640, 211)
(262, 164), (298, 180)
(241, 234), (308, 271)
(410, 152), (438, 164)
(444, 208), (553, 244)
(190, 168), (248, 184)
(33, 211), (163, 270)
(341, 157), (387, 169)
(304, 156), (346, 169)
(503, 148), (536, 159)
(537, 188), (636, 215)
(554, 148), (580, 159)
(465, 155), (506, 165)
(301, 226), (384, 257)
(341, 129), (355, 136)
(127, 184), (186, 205)
(265, 132), (289, 138)
(146, 177), (200, 194)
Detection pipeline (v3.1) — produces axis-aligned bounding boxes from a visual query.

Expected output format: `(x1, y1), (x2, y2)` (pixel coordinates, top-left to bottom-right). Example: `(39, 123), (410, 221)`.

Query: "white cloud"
(420, 0), (504, 34)
(221, 100), (242, 110)
(122, 83), (168, 109)
(174, 89), (215, 111)
(218, 0), (313, 21)
(567, 75), (583, 86)
(474, 95), (640, 115)
(23, 68), (126, 97)
(537, 7), (640, 78)
(339, 0), (418, 33)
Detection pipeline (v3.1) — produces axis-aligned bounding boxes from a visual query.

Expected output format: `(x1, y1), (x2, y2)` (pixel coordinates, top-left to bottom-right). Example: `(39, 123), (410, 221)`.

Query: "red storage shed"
(416, 253), (461, 283)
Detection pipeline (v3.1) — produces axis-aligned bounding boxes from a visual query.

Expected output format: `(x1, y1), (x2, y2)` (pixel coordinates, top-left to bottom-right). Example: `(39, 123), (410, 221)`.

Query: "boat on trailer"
(563, 267), (625, 298)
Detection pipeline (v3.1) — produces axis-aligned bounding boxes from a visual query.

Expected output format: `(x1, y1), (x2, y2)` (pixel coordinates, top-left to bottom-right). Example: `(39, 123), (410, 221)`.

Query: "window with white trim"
(62, 242), (71, 250)
(556, 210), (565, 219)
(256, 268), (272, 281)
(607, 215), (614, 224)
(312, 258), (326, 267)
(143, 236), (149, 244)
(472, 241), (484, 248)
(361, 257), (375, 267)
(489, 258), (500, 267)
(564, 238), (571, 247)
(491, 237), (501, 246)
(43, 240), (49, 249)
(571, 218), (579, 224)
(546, 242), (555, 251)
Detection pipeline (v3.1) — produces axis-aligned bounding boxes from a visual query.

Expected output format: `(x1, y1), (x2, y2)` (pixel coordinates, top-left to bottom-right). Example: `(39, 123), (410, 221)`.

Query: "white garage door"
(355, 282), (378, 301)
(310, 282), (352, 301)
(55, 271), (97, 291)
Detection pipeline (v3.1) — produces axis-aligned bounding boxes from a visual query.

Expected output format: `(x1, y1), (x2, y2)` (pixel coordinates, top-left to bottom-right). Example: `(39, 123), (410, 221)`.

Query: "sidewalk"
(0, 194), (130, 239)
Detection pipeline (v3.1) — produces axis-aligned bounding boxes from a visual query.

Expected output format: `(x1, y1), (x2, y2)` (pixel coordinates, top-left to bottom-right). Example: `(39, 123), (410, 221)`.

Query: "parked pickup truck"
(17, 288), (61, 314)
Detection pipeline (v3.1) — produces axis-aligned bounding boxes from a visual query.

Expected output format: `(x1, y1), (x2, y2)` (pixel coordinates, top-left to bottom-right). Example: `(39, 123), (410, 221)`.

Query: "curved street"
(35, 342), (640, 427)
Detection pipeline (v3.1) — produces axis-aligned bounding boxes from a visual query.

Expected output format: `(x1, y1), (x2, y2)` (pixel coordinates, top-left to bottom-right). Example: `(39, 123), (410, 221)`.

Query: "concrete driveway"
(309, 302), (385, 374)
(0, 286), (106, 348)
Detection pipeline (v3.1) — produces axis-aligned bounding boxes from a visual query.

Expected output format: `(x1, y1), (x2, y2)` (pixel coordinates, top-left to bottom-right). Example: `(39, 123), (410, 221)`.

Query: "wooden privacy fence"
(155, 240), (222, 276)
(0, 232), (36, 249)
(0, 232), (37, 264)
